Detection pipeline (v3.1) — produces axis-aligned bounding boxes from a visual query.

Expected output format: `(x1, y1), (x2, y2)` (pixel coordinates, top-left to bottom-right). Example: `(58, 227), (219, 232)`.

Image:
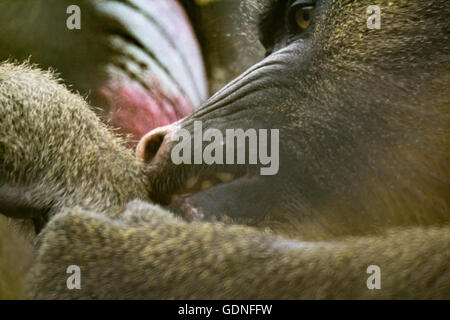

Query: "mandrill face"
(137, 0), (449, 233)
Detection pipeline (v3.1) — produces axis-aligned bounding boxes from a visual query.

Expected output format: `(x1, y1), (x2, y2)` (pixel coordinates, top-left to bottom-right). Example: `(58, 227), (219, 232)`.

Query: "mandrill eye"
(288, 0), (315, 33)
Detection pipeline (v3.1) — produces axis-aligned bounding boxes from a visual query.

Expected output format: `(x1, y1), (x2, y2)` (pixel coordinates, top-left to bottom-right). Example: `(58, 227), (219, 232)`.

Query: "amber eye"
(295, 6), (314, 30)
(288, 1), (315, 33)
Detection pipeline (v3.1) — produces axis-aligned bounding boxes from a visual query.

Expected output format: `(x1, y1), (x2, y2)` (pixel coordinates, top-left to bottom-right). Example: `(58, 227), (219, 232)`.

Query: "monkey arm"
(29, 200), (450, 299)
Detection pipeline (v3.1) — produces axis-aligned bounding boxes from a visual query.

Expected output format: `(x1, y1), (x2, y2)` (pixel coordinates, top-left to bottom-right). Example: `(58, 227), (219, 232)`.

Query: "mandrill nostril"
(136, 124), (177, 164)
(136, 125), (169, 163)
(142, 132), (165, 163)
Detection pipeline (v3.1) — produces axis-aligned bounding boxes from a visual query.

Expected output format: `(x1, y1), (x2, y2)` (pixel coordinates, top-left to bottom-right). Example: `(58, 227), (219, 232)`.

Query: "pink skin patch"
(139, 0), (207, 99)
(89, 0), (207, 149)
(98, 76), (193, 147)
